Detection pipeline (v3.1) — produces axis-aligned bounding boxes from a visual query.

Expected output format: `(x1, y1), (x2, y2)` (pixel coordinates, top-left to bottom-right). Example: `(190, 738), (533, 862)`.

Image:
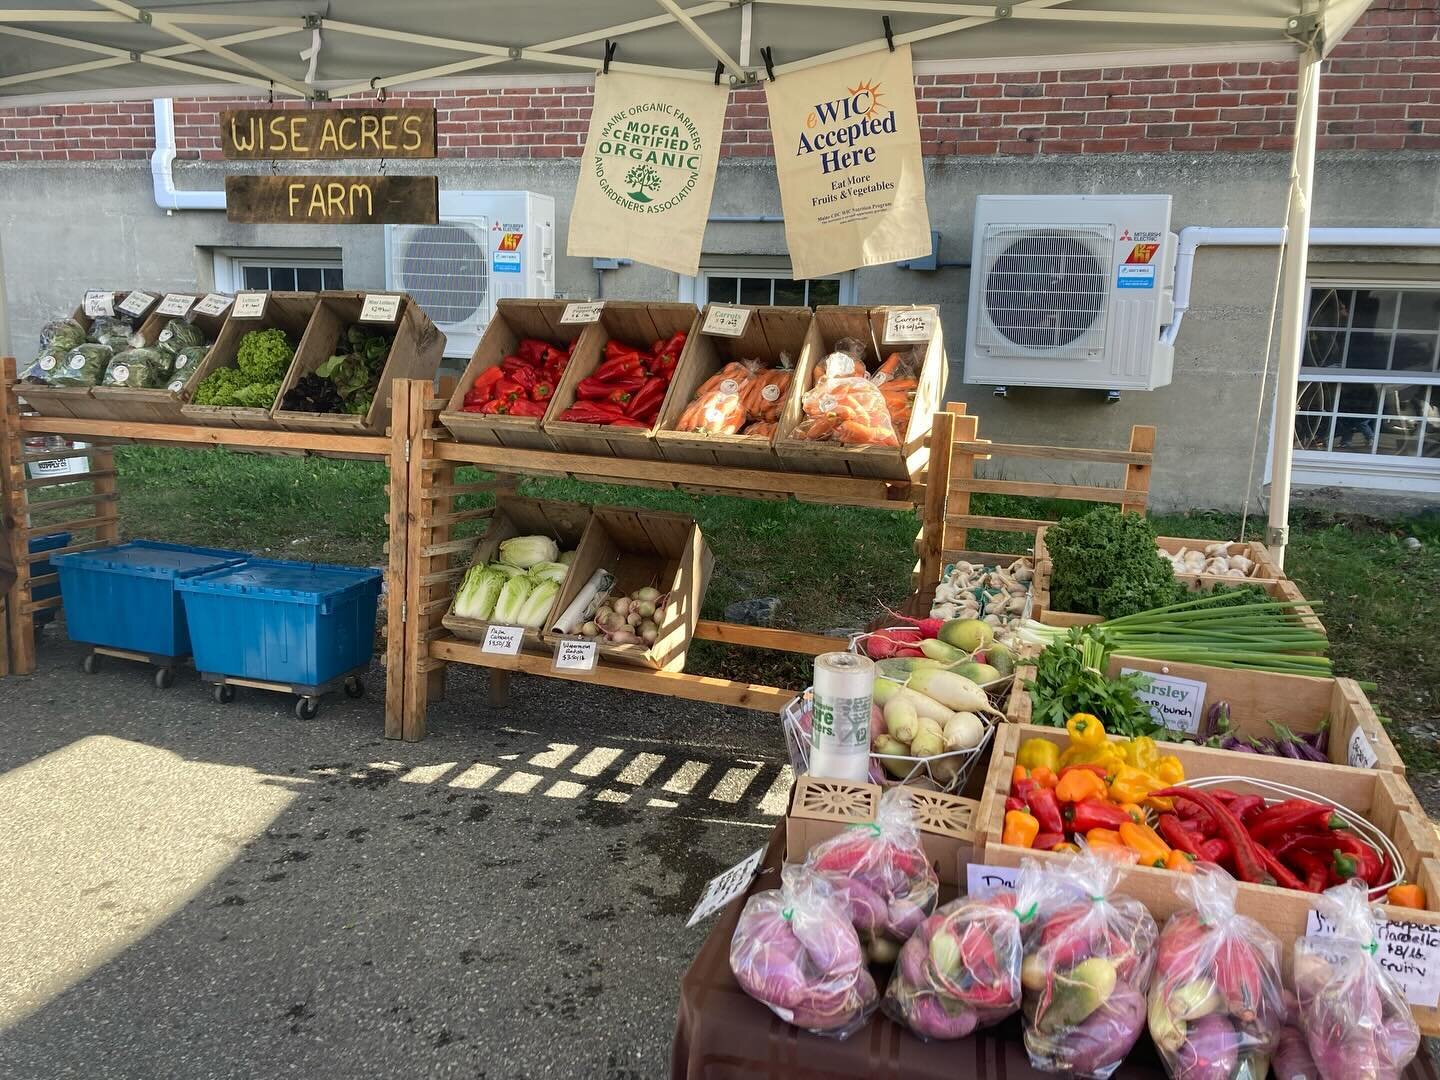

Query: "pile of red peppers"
(555, 331), (685, 429)
(1151, 786), (1388, 894)
(460, 337), (574, 417)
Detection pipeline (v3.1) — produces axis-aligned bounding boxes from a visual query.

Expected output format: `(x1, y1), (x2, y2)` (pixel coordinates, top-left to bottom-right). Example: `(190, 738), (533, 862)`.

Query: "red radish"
(860, 628), (922, 659)
(877, 603), (945, 639)
(893, 648), (925, 658)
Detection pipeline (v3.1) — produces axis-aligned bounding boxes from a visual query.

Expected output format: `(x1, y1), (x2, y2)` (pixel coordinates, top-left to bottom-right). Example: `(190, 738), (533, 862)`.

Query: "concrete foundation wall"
(2, 151), (1438, 512)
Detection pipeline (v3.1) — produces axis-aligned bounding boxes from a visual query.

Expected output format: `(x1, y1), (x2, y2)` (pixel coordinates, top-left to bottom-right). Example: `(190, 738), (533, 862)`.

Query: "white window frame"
(1268, 275), (1440, 495)
(678, 260), (856, 307)
(211, 247), (344, 294)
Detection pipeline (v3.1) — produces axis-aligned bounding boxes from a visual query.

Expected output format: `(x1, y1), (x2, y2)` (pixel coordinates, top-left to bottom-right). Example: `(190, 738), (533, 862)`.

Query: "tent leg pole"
(1265, 44), (1322, 573)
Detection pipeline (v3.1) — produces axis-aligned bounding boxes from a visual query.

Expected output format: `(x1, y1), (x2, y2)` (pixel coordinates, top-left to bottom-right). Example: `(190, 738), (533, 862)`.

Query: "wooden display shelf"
(14, 413), (389, 460)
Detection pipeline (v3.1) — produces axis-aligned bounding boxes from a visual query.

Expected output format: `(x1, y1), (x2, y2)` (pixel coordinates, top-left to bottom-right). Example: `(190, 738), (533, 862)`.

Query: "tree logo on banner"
(593, 103), (704, 214)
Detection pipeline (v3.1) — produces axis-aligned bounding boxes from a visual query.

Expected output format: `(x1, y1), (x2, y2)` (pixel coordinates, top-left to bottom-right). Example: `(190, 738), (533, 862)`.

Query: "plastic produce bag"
(804, 787), (940, 963)
(103, 346), (172, 388)
(39, 317), (86, 355)
(676, 360), (757, 435)
(729, 863), (878, 1038)
(1148, 866), (1285, 1080)
(156, 317), (206, 356)
(1021, 847), (1157, 1078)
(1293, 880), (1420, 1080)
(798, 339), (899, 447)
(740, 366), (792, 424)
(17, 352), (62, 384)
(166, 344), (208, 391)
(883, 867), (1046, 1040)
(88, 315), (135, 354)
(50, 343), (113, 387)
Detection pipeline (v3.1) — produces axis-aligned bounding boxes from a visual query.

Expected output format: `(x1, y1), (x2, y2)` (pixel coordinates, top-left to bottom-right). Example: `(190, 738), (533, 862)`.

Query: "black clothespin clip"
(267, 79), (275, 104)
(714, 59), (725, 86)
(761, 46), (775, 82)
(883, 15), (895, 52)
(370, 76), (386, 103)
(603, 39), (617, 75)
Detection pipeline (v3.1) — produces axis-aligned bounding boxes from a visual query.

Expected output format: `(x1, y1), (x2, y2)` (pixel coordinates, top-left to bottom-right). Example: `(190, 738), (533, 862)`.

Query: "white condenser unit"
(964, 194), (1177, 391)
(385, 190), (555, 359)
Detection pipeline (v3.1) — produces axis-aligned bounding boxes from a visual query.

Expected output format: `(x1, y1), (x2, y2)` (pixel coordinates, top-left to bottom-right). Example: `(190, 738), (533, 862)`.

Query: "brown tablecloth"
(672, 824), (1440, 1080)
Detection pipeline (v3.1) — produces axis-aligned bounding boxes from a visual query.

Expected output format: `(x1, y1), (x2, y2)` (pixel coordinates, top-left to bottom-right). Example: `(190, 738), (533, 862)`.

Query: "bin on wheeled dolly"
(178, 559), (383, 719)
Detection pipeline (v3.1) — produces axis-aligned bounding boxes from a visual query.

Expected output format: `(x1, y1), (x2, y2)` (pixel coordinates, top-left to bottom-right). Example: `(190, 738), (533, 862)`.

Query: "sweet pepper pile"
(555, 331), (685, 428)
(1003, 715), (1188, 870)
(460, 337), (574, 417)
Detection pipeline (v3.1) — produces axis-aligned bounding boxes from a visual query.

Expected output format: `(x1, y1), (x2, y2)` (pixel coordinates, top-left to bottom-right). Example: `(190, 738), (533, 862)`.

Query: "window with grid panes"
(239, 261), (344, 292)
(700, 273), (843, 308)
(1296, 284), (1440, 464)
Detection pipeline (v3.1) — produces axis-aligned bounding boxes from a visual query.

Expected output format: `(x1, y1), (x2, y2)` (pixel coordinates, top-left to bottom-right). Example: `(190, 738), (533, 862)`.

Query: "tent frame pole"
(1265, 43), (1322, 572)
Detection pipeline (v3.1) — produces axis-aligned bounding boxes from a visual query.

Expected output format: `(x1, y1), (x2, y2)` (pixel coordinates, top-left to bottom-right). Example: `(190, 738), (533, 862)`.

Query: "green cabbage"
(454, 565), (506, 621)
(103, 346), (172, 388)
(515, 579), (560, 628)
(498, 535), (560, 569)
(493, 575), (534, 624)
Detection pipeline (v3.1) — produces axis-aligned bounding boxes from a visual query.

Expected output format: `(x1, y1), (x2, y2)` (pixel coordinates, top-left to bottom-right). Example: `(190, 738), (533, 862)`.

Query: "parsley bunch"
(1024, 627), (1161, 738)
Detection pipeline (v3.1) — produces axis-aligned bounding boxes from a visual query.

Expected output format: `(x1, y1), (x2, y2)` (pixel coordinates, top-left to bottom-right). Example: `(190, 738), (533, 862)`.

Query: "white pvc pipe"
(1267, 46), (1322, 572)
(151, 97), (225, 211)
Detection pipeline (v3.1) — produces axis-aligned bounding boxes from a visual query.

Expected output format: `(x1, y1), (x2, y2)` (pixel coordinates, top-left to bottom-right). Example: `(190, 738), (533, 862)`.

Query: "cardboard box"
(654, 304), (821, 468)
(785, 773), (980, 887)
(543, 506), (711, 671)
(271, 291), (445, 436)
(181, 292), (317, 430)
(440, 497), (591, 651)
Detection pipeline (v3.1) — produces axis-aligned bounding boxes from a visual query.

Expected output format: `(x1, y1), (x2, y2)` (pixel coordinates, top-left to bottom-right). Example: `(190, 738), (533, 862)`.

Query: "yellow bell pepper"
(1017, 738), (1061, 773)
(1051, 841), (1081, 855)
(1120, 735), (1160, 771)
(1066, 713), (1107, 748)
(1155, 755), (1185, 784)
(1108, 763), (1165, 806)
(1058, 741), (1124, 774)
(1119, 820), (1171, 868)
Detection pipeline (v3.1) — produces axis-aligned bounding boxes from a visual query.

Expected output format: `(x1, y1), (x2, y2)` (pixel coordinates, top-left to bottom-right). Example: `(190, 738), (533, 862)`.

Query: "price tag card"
(156, 293), (195, 317)
(1306, 911), (1440, 1007)
(686, 847), (765, 928)
(883, 308), (937, 344)
(552, 637), (598, 673)
(966, 863), (1019, 899)
(231, 292), (268, 319)
(702, 305), (752, 338)
(559, 301), (604, 324)
(83, 290), (114, 318)
(1122, 667), (1207, 735)
(193, 292), (234, 317)
(481, 624), (524, 655)
(359, 293), (403, 323)
(1348, 727), (1380, 769)
(117, 290), (156, 317)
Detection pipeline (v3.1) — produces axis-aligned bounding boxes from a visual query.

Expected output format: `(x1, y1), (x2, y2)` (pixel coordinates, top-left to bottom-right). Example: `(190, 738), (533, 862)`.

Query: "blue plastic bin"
(53, 541), (249, 659)
(177, 560), (382, 688)
(29, 531), (71, 628)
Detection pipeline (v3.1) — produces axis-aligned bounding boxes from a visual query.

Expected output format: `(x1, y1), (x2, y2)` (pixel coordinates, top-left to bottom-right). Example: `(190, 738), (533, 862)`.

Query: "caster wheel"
(82, 653), (101, 674)
(343, 676), (365, 699)
(154, 666), (175, 689)
(295, 696), (321, 720)
(214, 684), (235, 704)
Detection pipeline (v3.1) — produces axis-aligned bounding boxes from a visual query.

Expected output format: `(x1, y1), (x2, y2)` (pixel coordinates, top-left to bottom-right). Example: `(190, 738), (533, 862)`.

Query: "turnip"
(942, 711), (985, 752)
(884, 697), (920, 744)
(580, 620), (600, 637)
(612, 596), (631, 617)
(627, 610), (642, 628)
(632, 585), (661, 604)
(640, 621), (658, 645)
(607, 630), (641, 645)
(1173, 1014), (1240, 1080)
(635, 599), (656, 619)
(906, 668), (1004, 718)
(909, 994), (979, 1040)
(891, 686), (955, 725)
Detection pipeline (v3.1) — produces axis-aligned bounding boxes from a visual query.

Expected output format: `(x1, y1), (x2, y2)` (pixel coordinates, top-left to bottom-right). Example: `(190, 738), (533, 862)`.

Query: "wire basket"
(781, 686), (999, 795)
(1188, 775), (1405, 899)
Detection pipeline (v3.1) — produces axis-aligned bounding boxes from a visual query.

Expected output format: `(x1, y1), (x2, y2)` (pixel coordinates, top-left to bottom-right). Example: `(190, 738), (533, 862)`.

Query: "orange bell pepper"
(1119, 821), (1171, 868)
(1030, 766), (1058, 790)
(1118, 802), (1145, 824)
(1011, 764), (1030, 788)
(1003, 808), (1039, 849)
(1387, 882), (1427, 909)
(1056, 767), (1108, 805)
(1165, 850), (1197, 873)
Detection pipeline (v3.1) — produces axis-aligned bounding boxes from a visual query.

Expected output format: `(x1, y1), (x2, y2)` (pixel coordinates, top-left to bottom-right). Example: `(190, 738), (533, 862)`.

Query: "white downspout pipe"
(151, 98), (225, 212)
(1266, 45), (1323, 572)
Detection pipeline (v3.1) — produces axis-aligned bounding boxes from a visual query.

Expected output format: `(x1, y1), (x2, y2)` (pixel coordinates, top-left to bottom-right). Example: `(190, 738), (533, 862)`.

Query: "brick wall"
(2, 1), (1436, 163)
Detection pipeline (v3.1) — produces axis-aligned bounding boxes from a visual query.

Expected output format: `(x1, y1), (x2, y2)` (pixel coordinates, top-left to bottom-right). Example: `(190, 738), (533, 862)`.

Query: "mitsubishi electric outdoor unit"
(963, 194), (1177, 391)
(384, 190), (556, 359)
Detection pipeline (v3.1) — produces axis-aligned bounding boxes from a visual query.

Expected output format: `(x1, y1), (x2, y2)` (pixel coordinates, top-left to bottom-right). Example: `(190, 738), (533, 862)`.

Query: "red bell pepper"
(557, 401), (625, 423)
(1032, 832), (1065, 852)
(1064, 798), (1131, 834)
(517, 338), (549, 364)
(1026, 786), (1064, 836)
(625, 376), (668, 419)
(478, 399), (508, 415)
(608, 417), (649, 428)
(507, 399), (546, 417)
(501, 354), (537, 375)
(657, 330), (686, 358)
(593, 355), (648, 382)
(508, 365), (538, 392)
(1004, 796), (1026, 813)
(492, 377), (525, 402)
(604, 339), (638, 363)
(467, 366), (504, 401)
(530, 380), (554, 402)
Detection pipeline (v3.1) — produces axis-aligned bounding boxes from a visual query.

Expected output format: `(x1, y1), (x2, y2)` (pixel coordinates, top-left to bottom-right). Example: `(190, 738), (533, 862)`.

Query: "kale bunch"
(1045, 507), (1186, 619)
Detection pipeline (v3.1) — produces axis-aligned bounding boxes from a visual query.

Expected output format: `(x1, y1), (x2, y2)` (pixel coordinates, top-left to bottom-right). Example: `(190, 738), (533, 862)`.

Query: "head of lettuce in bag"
(50, 343), (113, 387)
(103, 346), (173, 389)
(156, 317), (206, 357)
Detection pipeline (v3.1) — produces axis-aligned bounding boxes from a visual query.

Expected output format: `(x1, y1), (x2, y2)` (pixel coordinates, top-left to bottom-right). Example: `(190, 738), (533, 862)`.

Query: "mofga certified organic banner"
(568, 72), (728, 276)
(765, 44), (931, 279)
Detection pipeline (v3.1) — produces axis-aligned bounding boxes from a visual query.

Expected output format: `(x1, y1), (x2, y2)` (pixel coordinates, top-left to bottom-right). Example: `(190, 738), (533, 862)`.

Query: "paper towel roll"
(809, 652), (875, 782)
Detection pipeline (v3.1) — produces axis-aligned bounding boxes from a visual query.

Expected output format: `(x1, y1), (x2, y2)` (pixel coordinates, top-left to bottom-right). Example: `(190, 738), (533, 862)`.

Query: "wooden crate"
(440, 299), (593, 451)
(542, 505), (711, 671)
(20, 291), (159, 420)
(785, 773), (979, 886)
(1032, 526), (1324, 634)
(440, 496), (591, 651)
(976, 723), (1440, 1032)
(654, 305), (819, 468)
(1006, 660), (1402, 773)
(181, 292), (317, 430)
(89, 297), (233, 423)
(773, 305), (945, 481)
(1156, 536), (1285, 587)
(271, 292), (445, 436)
(543, 301), (698, 461)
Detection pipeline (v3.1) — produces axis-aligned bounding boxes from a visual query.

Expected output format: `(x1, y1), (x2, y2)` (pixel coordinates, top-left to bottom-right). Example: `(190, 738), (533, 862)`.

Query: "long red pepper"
(1156, 813), (1203, 857)
(1290, 850), (1331, 892)
(1248, 799), (1346, 844)
(1150, 787), (1274, 886)
(1256, 845), (1306, 891)
(1065, 798), (1131, 833)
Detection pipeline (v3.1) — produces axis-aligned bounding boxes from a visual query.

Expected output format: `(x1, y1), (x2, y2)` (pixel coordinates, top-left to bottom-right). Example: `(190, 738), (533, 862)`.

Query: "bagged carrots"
(741, 369), (791, 423)
(675, 353), (792, 439)
(798, 344), (899, 447)
(676, 390), (747, 434)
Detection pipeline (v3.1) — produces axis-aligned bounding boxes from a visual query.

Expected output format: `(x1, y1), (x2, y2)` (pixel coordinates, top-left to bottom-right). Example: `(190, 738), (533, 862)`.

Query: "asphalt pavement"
(0, 635), (788, 1080)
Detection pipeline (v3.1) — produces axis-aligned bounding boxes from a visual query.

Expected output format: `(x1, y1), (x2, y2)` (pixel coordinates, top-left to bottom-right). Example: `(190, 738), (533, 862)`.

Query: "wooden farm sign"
(224, 175), (439, 225)
(220, 108), (436, 160)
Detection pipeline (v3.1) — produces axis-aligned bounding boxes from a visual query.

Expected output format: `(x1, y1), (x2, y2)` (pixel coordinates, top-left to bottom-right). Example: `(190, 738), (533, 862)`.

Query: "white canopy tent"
(0, 0), (1379, 566)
